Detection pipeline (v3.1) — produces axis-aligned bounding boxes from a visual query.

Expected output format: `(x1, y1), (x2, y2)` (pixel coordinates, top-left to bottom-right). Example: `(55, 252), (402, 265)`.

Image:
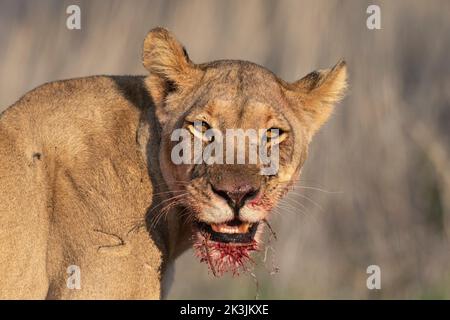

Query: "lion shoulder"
(1, 75), (153, 162)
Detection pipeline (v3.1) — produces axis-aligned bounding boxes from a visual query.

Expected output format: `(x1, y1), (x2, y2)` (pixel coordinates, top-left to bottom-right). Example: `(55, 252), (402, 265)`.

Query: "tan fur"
(0, 28), (347, 299)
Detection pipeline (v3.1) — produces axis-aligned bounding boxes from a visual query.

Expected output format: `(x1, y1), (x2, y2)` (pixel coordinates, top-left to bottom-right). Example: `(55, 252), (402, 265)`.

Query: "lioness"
(0, 27), (347, 299)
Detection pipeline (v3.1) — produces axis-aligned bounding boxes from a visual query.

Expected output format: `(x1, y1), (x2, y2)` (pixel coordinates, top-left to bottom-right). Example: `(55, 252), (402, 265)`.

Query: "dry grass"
(1, 0), (449, 299)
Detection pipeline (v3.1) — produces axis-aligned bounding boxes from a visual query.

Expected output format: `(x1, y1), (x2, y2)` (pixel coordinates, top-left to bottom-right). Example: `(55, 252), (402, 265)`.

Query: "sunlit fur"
(0, 27), (347, 298)
(148, 28), (347, 275)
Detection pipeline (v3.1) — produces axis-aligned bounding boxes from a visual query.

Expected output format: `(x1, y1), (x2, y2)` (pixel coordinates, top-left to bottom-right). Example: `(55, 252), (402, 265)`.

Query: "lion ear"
(289, 60), (348, 137)
(142, 27), (203, 107)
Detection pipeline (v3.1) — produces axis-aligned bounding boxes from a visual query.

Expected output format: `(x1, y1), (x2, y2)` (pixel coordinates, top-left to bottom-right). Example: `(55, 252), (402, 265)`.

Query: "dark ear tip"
(334, 59), (347, 70)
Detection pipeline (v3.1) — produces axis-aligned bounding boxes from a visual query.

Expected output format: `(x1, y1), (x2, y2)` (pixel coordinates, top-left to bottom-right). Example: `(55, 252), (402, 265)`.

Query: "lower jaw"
(196, 221), (259, 243)
(192, 223), (261, 276)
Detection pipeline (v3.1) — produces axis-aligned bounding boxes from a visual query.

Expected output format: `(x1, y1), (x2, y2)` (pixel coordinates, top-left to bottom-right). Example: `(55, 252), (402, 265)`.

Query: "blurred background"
(1, 0), (449, 299)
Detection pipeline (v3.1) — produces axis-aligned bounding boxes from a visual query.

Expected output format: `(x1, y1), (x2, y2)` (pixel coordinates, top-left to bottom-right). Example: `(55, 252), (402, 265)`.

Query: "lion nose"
(211, 183), (259, 210)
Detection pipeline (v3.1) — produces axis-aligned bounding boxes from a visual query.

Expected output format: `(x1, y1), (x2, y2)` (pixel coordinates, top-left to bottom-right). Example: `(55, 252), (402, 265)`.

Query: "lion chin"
(192, 219), (263, 276)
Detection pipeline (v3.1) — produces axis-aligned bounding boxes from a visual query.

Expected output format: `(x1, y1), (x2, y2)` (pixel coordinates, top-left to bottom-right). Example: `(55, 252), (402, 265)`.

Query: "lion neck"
(136, 103), (193, 265)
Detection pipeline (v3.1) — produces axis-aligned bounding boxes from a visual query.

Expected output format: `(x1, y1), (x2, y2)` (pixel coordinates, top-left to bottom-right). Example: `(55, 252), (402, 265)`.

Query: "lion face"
(143, 28), (347, 275)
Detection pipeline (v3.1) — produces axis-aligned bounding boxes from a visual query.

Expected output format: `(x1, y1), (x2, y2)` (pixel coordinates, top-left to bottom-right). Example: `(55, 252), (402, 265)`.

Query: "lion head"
(142, 28), (347, 275)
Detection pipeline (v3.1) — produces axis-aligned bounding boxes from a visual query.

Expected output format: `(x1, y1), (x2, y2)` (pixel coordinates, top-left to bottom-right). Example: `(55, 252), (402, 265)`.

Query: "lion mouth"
(193, 219), (261, 276)
(195, 219), (259, 244)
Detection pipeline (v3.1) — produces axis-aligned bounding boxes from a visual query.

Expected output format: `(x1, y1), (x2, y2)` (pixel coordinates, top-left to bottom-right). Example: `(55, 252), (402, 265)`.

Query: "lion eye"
(187, 121), (211, 142)
(266, 128), (287, 143)
(197, 122), (210, 134)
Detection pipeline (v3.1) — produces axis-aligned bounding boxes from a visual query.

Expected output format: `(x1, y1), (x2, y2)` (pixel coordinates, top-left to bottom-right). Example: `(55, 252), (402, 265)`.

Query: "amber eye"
(197, 121), (210, 134)
(266, 128), (281, 139)
(187, 121), (211, 142)
(266, 127), (287, 143)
